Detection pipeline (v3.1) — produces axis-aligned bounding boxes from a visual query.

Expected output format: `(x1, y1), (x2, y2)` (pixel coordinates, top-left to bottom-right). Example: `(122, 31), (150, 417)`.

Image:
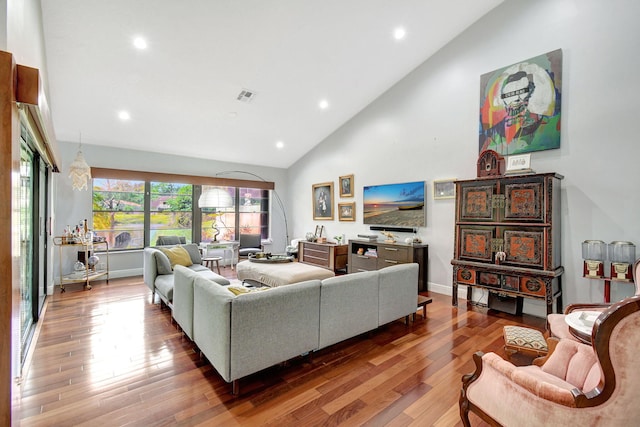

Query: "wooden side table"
(202, 256), (222, 274)
(413, 295), (433, 321)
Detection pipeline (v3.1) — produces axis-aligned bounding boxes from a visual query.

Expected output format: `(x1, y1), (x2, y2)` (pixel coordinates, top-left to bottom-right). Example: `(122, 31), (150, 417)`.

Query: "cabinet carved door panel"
(460, 228), (494, 262)
(502, 229), (544, 268)
(503, 180), (544, 221)
(460, 184), (496, 221)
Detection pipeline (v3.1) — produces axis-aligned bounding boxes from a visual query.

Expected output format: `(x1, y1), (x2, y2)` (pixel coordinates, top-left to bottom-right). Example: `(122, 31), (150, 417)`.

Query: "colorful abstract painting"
(479, 49), (562, 155)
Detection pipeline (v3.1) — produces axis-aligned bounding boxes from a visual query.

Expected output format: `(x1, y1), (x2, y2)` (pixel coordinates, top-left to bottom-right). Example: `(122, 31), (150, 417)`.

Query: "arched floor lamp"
(215, 170), (290, 246)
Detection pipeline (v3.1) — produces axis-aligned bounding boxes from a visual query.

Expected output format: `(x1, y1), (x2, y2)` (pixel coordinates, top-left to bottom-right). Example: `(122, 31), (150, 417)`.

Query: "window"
(238, 187), (269, 237)
(199, 186), (269, 242)
(91, 171), (272, 250)
(150, 182), (193, 245)
(93, 179), (145, 250)
(201, 186), (236, 242)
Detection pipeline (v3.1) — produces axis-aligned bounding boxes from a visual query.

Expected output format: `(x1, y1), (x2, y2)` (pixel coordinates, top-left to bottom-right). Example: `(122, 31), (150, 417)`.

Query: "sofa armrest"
(193, 276), (234, 382)
(378, 263), (419, 326)
(143, 247), (160, 291)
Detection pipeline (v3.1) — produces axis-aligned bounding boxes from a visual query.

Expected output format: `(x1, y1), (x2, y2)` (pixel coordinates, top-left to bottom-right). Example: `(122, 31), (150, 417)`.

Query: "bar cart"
(54, 237), (109, 291)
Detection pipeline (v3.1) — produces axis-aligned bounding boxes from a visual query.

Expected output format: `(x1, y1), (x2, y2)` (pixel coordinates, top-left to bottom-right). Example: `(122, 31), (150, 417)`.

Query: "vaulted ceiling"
(41, 0), (503, 168)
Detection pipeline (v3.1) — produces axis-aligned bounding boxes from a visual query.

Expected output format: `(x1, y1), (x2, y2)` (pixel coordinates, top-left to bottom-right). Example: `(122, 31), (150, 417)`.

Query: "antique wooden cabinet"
(451, 172), (564, 314)
(298, 241), (348, 273)
(348, 239), (429, 291)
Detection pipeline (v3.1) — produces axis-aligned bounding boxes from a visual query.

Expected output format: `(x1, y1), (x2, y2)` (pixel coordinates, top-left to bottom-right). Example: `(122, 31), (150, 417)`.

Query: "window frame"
(91, 168), (274, 249)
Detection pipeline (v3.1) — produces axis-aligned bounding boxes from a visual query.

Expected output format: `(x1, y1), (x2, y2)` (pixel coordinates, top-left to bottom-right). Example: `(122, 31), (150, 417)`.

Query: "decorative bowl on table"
(248, 253), (293, 263)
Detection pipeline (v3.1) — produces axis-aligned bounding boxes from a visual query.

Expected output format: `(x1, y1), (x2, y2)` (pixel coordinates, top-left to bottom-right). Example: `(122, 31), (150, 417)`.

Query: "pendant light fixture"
(68, 133), (92, 191)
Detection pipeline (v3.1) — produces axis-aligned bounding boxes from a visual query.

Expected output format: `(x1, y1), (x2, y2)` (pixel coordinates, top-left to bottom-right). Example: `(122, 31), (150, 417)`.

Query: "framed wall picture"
(339, 174), (354, 197)
(312, 182), (334, 220)
(338, 202), (356, 221)
(433, 179), (456, 200)
(479, 49), (562, 155)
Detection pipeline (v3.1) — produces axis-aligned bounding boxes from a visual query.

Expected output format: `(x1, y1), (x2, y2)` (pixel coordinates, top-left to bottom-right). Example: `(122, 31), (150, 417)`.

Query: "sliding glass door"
(19, 143), (35, 362)
(19, 123), (49, 365)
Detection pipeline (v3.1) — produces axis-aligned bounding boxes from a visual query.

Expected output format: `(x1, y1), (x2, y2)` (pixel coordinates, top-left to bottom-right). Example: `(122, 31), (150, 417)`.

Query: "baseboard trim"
(428, 282), (468, 301)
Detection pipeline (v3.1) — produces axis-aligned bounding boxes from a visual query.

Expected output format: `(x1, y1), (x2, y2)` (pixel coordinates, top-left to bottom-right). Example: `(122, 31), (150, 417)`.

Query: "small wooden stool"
(413, 295), (433, 321)
(202, 256), (222, 274)
(503, 325), (548, 358)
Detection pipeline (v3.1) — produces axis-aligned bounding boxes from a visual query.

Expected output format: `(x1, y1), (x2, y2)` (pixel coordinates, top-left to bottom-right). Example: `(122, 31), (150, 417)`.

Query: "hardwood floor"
(16, 272), (545, 426)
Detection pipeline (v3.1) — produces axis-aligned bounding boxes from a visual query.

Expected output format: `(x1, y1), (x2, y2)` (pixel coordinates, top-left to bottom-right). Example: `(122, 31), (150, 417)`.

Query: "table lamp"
(609, 241), (636, 280)
(582, 240), (606, 278)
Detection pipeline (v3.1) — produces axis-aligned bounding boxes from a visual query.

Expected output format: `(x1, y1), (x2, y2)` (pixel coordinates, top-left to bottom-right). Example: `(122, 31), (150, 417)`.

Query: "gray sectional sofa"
(143, 243), (230, 308)
(172, 262), (419, 394)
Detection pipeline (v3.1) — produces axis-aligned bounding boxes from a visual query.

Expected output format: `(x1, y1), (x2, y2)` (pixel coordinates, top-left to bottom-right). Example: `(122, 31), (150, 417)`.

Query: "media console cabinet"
(348, 239), (429, 291)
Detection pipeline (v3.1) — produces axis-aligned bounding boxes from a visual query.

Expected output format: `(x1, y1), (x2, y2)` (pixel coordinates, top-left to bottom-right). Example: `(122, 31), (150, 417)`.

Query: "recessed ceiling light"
(276, 141), (284, 149)
(393, 27), (406, 41)
(133, 37), (147, 50)
(318, 99), (329, 110)
(118, 111), (131, 121)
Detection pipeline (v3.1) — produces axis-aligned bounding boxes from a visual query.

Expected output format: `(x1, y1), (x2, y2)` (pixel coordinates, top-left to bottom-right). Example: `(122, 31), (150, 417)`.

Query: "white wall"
(52, 141), (288, 294)
(287, 0), (640, 316)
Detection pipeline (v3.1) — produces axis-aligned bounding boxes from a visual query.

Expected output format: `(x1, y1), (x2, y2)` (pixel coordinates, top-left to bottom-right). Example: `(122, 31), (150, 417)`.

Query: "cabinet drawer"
(520, 276), (546, 296)
(350, 255), (377, 272)
(377, 257), (407, 269)
(302, 253), (330, 268)
(456, 267), (476, 285)
(377, 245), (409, 262)
(478, 272), (501, 288)
(303, 243), (330, 255)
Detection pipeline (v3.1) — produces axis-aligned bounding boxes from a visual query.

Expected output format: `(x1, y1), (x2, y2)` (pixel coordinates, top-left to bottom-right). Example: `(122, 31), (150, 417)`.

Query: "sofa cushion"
(188, 264), (231, 286)
(319, 270), (379, 349)
(182, 243), (202, 265)
(154, 250), (173, 275)
(155, 274), (175, 303)
(159, 246), (193, 269)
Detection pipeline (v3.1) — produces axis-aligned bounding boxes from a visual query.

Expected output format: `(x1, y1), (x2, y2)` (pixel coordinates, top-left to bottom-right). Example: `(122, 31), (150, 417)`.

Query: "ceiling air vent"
(237, 89), (257, 103)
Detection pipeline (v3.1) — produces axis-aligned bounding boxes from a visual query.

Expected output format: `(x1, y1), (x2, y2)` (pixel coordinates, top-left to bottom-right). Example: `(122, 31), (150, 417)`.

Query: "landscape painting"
(363, 181), (425, 227)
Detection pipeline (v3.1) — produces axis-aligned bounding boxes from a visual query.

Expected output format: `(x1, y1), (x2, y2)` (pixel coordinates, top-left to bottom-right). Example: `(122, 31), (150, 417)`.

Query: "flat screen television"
(363, 181), (425, 227)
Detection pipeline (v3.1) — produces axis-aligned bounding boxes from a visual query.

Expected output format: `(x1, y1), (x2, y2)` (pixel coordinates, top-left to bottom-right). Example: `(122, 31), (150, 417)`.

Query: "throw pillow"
(180, 244), (202, 265)
(154, 251), (173, 275)
(159, 246), (193, 269)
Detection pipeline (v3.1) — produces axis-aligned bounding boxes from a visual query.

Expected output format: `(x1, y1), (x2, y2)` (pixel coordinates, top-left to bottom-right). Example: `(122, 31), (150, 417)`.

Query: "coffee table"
(236, 260), (335, 288)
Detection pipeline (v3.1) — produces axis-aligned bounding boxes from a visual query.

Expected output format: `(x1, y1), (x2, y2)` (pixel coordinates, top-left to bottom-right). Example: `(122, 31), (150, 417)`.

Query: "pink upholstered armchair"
(547, 258), (640, 341)
(460, 295), (640, 426)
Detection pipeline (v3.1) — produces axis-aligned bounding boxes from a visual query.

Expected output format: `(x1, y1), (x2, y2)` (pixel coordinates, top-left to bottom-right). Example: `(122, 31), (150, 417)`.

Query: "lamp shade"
(198, 187), (233, 209)
(68, 148), (92, 191)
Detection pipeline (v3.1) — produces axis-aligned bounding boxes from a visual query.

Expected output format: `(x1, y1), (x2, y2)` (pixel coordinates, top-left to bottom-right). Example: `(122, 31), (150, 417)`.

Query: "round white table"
(564, 310), (601, 344)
